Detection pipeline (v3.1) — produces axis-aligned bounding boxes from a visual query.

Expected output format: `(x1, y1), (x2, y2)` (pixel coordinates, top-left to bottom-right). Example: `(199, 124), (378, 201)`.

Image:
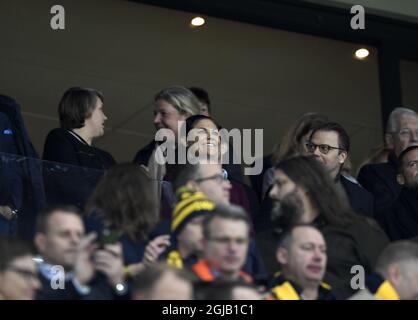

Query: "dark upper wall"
(1, 0), (408, 170)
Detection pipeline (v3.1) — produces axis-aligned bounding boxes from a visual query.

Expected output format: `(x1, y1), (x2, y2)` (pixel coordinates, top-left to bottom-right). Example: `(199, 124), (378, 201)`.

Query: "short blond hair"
(154, 86), (200, 116)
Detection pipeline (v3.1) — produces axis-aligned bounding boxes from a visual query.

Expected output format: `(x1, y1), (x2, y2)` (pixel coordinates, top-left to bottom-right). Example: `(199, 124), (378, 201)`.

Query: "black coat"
(357, 152), (400, 212)
(0, 95), (45, 240)
(42, 128), (115, 208)
(377, 188), (418, 241)
(318, 217), (389, 299)
(36, 271), (129, 300)
(43, 128), (115, 170)
(340, 175), (374, 218)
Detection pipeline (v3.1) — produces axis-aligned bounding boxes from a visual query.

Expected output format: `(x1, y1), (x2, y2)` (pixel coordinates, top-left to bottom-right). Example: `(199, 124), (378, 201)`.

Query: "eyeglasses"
(6, 265), (39, 281)
(391, 129), (418, 140)
(195, 169), (228, 183)
(208, 236), (249, 246)
(305, 142), (344, 155)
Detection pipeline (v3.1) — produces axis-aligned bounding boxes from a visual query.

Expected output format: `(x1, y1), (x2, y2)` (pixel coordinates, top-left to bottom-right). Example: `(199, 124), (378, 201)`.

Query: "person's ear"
(385, 133), (395, 150)
(276, 247), (288, 265)
(386, 264), (401, 287)
(338, 151), (348, 164)
(182, 112), (192, 120)
(396, 173), (405, 186)
(34, 233), (47, 253)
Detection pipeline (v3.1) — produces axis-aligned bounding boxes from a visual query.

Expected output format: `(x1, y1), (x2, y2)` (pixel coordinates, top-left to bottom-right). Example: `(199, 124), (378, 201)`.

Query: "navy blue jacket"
(0, 95), (45, 240)
(36, 270), (129, 300)
(377, 187), (418, 241)
(340, 175), (374, 218)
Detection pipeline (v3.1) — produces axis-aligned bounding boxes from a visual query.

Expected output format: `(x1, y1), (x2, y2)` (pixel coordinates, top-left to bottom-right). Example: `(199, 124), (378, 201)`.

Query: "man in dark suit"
(307, 122), (374, 217)
(0, 95), (46, 240)
(358, 107), (418, 212)
(34, 205), (129, 300)
(378, 146), (418, 240)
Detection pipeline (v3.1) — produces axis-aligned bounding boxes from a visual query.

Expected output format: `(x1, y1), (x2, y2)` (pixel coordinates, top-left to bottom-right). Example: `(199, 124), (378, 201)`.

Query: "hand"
(74, 233), (98, 285)
(0, 206), (15, 220)
(143, 235), (171, 266)
(94, 243), (124, 287)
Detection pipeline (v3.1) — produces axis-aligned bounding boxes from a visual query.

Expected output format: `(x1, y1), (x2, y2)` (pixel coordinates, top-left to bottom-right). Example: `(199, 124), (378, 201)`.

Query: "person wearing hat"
(378, 145), (418, 240)
(166, 187), (215, 269)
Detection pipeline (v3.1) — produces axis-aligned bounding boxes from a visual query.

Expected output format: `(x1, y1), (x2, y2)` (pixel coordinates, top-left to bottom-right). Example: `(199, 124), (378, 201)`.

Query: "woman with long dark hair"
(85, 163), (159, 265)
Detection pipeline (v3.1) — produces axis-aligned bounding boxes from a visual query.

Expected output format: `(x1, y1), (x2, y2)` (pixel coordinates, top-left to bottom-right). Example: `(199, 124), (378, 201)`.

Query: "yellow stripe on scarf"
(167, 250), (184, 269)
(375, 281), (400, 300)
(271, 281), (301, 300)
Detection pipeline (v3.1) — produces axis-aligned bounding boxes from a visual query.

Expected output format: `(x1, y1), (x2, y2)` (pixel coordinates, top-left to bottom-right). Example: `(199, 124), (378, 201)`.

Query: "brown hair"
(0, 236), (33, 272)
(272, 113), (328, 165)
(36, 205), (82, 234)
(86, 163), (158, 243)
(275, 156), (356, 228)
(58, 87), (103, 129)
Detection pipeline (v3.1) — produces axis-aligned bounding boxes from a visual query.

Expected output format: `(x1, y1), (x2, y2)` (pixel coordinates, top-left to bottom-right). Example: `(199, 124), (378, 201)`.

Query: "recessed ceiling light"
(191, 16), (205, 27)
(354, 48), (370, 60)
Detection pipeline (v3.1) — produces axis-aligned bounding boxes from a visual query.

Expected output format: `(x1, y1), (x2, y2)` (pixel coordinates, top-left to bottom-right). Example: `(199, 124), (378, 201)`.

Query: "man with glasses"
(378, 146), (418, 240)
(0, 236), (41, 300)
(170, 163), (266, 283)
(359, 107), (418, 211)
(191, 205), (253, 283)
(172, 162), (231, 206)
(306, 122), (374, 217)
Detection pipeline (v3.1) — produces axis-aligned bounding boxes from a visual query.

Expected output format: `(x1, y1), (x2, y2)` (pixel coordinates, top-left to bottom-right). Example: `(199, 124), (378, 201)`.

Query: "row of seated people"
(1, 180), (417, 300)
(2, 86), (418, 244)
(1, 86), (418, 300)
(0, 87), (418, 239)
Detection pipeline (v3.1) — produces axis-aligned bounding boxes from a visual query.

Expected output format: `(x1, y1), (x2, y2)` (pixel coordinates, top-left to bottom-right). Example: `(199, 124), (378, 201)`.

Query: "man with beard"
(257, 156), (388, 298)
(378, 146), (418, 240)
(267, 225), (335, 300)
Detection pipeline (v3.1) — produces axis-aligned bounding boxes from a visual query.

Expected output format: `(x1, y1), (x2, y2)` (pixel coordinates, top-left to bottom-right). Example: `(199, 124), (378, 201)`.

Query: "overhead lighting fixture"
(354, 48), (369, 60)
(191, 16), (205, 27)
